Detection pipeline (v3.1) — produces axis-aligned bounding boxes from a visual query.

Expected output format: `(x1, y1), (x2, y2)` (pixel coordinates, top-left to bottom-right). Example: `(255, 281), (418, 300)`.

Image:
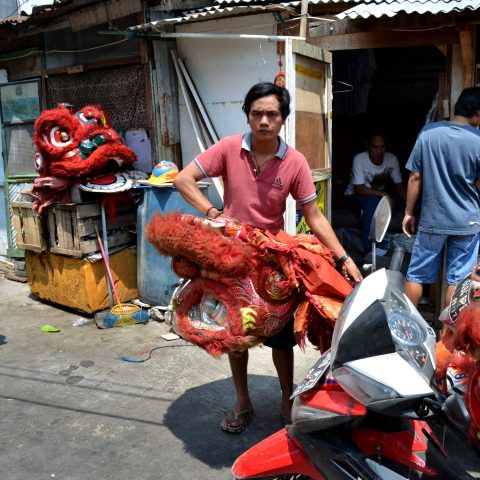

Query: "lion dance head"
(145, 212), (352, 357)
(31, 103), (136, 212)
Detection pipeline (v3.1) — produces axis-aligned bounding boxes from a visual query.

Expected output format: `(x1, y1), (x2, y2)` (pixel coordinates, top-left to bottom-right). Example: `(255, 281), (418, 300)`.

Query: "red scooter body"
(232, 428), (324, 480)
(233, 380), (452, 480)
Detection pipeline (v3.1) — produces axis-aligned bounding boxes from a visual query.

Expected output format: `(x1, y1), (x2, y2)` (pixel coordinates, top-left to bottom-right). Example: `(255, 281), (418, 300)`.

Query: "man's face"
(367, 135), (387, 165)
(248, 95), (284, 142)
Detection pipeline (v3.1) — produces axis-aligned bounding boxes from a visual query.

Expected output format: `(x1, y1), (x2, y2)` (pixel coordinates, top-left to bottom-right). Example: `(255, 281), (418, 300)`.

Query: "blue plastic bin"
(136, 185), (208, 306)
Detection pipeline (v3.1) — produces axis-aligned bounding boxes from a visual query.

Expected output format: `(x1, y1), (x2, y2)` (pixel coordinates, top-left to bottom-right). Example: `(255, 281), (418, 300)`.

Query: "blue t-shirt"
(405, 121), (480, 234)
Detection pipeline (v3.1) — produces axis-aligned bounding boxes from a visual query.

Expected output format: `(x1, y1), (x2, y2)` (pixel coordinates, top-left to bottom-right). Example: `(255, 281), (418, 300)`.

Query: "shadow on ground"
(163, 374), (286, 469)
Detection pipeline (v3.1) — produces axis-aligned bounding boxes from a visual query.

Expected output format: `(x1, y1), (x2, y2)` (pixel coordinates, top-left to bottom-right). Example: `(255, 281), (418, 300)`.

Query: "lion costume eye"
(34, 152), (43, 172)
(42, 126), (73, 147)
(77, 111), (98, 124)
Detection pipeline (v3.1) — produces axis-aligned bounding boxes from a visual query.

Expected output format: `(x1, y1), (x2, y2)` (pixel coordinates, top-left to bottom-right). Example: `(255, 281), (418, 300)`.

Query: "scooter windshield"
(330, 269), (436, 410)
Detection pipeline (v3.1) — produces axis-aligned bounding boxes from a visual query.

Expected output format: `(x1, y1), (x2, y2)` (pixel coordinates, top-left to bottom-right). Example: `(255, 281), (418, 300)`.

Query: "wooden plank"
(11, 203), (46, 251)
(58, 210), (70, 249)
(80, 232), (135, 255)
(11, 208), (24, 246)
(69, 0), (143, 32)
(49, 246), (84, 258)
(76, 218), (101, 238)
(296, 111), (326, 170)
(72, 214), (82, 252)
(47, 209), (57, 247)
(459, 27), (475, 87)
(29, 209), (43, 247)
(53, 202), (97, 217)
(11, 201), (36, 208)
(24, 210), (37, 245)
(308, 28), (459, 51)
(77, 214), (136, 237)
(293, 40), (332, 64)
(16, 242), (44, 252)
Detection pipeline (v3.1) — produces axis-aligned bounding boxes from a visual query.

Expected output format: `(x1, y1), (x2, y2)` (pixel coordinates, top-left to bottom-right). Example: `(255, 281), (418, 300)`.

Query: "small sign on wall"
(296, 179), (326, 234)
(0, 81), (40, 124)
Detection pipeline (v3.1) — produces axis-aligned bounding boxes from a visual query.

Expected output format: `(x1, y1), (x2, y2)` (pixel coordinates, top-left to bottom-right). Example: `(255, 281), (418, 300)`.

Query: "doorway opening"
(330, 45), (446, 270)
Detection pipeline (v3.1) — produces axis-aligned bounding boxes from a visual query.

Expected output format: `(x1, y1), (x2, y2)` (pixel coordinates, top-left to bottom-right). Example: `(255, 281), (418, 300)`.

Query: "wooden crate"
(47, 201), (136, 258)
(11, 201), (48, 252)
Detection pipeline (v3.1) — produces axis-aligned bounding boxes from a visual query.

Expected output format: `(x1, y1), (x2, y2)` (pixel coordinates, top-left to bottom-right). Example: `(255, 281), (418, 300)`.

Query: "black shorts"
(264, 317), (296, 349)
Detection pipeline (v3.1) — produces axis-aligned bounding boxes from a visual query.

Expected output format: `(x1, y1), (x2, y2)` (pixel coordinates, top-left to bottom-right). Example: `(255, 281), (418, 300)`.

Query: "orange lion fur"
(145, 212), (255, 278)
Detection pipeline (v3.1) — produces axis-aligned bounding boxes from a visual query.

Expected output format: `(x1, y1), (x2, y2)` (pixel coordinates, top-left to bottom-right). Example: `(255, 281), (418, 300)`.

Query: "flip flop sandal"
(220, 408), (253, 433)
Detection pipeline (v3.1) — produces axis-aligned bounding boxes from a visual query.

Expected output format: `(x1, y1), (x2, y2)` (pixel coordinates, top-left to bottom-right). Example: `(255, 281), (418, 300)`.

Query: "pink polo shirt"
(194, 133), (316, 233)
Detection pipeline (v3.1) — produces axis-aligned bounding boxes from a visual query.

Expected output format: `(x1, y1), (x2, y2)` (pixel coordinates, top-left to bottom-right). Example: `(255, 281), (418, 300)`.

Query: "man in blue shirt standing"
(402, 87), (480, 307)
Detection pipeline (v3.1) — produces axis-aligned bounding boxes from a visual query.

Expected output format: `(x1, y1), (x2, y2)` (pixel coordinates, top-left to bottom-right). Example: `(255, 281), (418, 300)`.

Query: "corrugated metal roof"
(129, 4), (294, 29)
(130, 0), (480, 30)
(335, 0), (480, 19)
(213, 0), (480, 18)
(213, 0), (370, 4)
(0, 16), (29, 25)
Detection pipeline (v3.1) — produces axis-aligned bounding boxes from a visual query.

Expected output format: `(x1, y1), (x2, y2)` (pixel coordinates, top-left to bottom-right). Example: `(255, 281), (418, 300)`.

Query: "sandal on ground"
(221, 408), (253, 433)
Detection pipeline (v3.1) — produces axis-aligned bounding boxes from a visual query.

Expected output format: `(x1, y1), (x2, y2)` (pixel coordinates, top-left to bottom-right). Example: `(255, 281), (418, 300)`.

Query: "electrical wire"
(2, 37), (130, 62)
(46, 37), (129, 54)
(118, 344), (194, 363)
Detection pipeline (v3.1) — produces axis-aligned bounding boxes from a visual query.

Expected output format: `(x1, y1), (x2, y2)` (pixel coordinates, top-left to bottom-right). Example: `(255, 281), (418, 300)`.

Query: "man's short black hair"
(454, 87), (480, 117)
(366, 131), (386, 144)
(242, 82), (290, 120)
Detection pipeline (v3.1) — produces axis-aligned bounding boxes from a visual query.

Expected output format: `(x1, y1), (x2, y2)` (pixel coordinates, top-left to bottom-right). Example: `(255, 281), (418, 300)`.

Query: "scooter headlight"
(333, 365), (400, 405)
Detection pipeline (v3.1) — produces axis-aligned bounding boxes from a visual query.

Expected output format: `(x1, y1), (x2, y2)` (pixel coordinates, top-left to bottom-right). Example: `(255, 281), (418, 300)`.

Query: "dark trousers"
(346, 194), (405, 253)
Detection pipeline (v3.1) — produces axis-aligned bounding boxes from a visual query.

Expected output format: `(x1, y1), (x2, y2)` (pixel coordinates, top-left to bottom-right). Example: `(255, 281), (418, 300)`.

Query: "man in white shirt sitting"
(344, 132), (406, 253)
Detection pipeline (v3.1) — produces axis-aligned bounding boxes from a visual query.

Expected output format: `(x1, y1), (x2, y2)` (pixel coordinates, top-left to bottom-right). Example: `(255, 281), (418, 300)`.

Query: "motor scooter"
(233, 197), (475, 480)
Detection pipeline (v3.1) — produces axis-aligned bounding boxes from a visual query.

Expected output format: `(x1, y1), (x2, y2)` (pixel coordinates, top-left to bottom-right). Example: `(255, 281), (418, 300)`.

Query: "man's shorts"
(406, 231), (479, 285)
(264, 317), (296, 349)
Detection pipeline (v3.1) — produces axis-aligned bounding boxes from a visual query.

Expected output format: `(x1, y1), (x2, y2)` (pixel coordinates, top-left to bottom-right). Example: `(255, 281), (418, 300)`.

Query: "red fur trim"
(34, 107), (80, 163)
(172, 257), (200, 278)
(454, 301), (480, 353)
(293, 297), (334, 352)
(145, 212), (254, 277)
(49, 144), (136, 177)
(293, 299), (311, 351)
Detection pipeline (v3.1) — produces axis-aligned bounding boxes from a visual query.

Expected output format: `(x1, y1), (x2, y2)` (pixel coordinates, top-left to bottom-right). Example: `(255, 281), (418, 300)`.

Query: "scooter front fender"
(232, 428), (324, 479)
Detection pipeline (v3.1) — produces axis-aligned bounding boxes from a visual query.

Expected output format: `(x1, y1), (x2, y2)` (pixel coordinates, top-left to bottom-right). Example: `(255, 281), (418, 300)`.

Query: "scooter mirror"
(368, 196), (392, 244)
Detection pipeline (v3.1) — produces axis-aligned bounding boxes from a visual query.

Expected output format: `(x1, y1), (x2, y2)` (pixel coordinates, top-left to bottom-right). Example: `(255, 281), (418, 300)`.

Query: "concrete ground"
(1, 272), (479, 480)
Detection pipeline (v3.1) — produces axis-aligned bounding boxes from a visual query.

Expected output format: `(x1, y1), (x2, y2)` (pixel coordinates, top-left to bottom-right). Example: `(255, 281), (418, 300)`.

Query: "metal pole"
(170, 50), (224, 200)
(122, 31), (305, 41)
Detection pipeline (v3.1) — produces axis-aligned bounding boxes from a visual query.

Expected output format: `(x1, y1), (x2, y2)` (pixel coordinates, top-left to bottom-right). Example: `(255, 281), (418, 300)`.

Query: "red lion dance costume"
(145, 213), (352, 358)
(436, 263), (480, 445)
(31, 103), (136, 213)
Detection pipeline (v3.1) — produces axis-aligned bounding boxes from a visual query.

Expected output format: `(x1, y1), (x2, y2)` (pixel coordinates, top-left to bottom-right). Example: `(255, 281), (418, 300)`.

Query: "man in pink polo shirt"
(174, 82), (362, 433)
